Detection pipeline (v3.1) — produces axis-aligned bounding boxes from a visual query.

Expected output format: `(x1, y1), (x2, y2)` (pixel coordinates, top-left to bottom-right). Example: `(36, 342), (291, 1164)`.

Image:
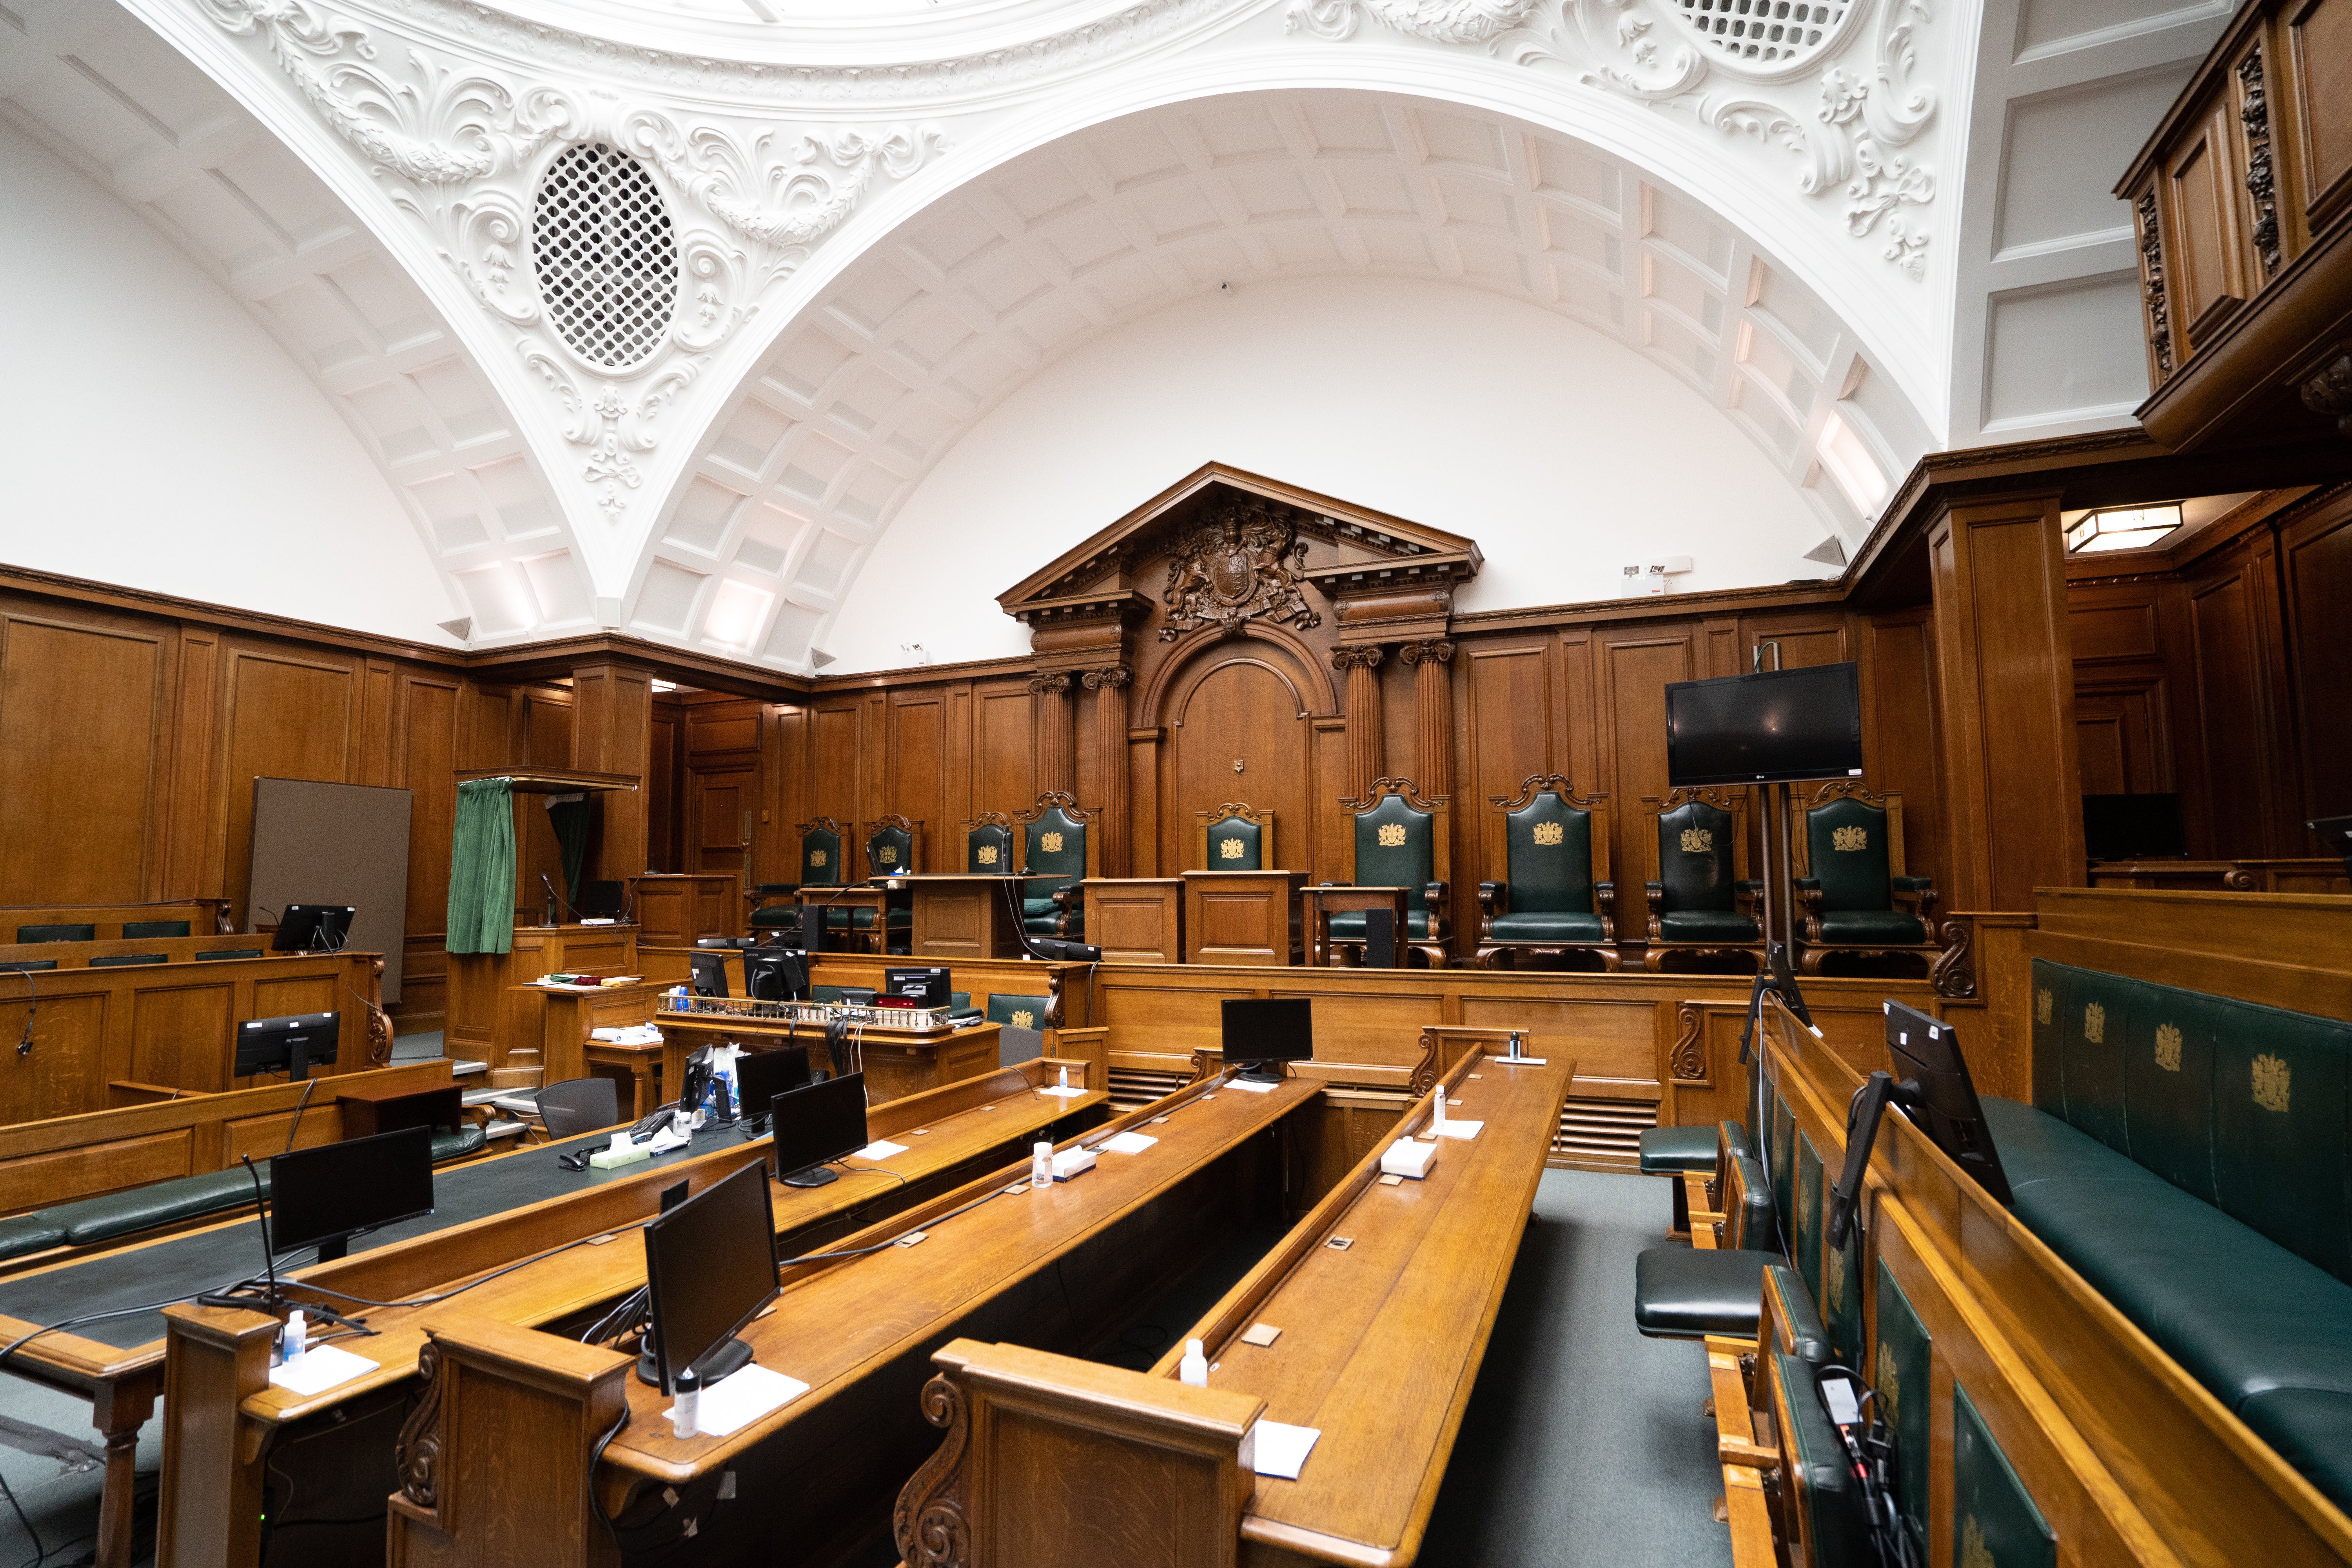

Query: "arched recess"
(645, 86), (1940, 672)
(1143, 624), (1334, 879)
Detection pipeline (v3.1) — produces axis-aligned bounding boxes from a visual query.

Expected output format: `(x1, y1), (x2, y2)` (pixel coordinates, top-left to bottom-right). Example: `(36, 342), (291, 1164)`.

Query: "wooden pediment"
(996, 464), (1481, 649)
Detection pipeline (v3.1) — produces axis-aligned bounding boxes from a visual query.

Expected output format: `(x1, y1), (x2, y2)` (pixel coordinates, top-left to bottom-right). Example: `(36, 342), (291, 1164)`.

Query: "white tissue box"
(1049, 1147), (1097, 1181)
(1379, 1138), (1439, 1180)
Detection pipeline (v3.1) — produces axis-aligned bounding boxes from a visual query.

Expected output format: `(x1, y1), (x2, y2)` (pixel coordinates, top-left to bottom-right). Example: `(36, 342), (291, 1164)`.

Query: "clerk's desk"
(876, 873), (1056, 960)
(369, 1067), (1317, 1568)
(148, 1060), (1107, 1568)
(902, 1044), (1576, 1568)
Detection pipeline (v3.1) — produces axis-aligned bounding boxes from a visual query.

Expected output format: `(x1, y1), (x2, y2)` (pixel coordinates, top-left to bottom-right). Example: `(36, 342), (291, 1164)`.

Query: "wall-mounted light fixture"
(2065, 504), (2183, 554)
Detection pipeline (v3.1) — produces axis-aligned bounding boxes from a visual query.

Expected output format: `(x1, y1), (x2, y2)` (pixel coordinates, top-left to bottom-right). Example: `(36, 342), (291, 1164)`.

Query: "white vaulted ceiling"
(653, 91), (1936, 668)
(0, 0), (583, 641)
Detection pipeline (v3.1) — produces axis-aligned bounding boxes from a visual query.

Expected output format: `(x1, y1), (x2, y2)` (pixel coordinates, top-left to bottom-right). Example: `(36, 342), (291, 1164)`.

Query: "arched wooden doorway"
(1149, 630), (1329, 877)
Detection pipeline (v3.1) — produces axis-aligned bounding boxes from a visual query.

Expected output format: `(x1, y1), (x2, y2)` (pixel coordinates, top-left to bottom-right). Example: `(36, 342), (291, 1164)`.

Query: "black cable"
(280, 1218), (658, 1311)
(280, 1078), (318, 1156)
(9, 969), (31, 1059)
(833, 1159), (905, 1190)
(588, 1404), (633, 1551)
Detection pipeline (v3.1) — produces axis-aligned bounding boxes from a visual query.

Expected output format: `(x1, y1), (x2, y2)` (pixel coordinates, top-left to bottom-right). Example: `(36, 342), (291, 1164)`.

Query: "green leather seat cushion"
(1637, 1124), (1722, 1173)
(1984, 1095), (2352, 1510)
(1023, 913), (1069, 935)
(432, 1125), (486, 1162)
(1632, 1247), (1779, 1339)
(1659, 910), (1759, 941)
(1022, 896), (1064, 916)
(821, 907), (909, 929)
(1488, 910), (1604, 941)
(1815, 910), (1926, 943)
(1325, 910), (1434, 940)
(52, 1167), (271, 1246)
(748, 906), (805, 927)
(0, 1217), (66, 1261)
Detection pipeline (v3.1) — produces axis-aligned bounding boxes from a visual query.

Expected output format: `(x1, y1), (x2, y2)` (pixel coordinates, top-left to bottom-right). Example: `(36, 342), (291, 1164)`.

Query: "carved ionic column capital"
(1399, 639), (1456, 666)
(1079, 665), (1132, 691)
(1330, 644), (1385, 672)
(1026, 671), (1073, 697)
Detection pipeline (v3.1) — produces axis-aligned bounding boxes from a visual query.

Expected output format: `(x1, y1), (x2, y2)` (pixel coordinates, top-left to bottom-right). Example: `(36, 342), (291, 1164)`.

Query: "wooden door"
(1166, 656), (1314, 877)
(688, 766), (757, 888)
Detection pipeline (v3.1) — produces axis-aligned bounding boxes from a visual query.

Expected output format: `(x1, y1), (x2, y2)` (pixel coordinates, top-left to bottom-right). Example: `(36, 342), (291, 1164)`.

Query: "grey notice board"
(248, 778), (413, 1004)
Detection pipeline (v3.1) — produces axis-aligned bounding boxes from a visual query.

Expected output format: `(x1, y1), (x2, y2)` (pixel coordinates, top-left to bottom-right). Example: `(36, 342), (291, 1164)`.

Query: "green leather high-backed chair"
(748, 817), (847, 944)
(964, 813), (1015, 875)
(861, 815), (921, 955)
(1789, 783), (1940, 975)
(1197, 804), (1273, 871)
(1475, 774), (1616, 971)
(1330, 777), (1451, 967)
(1015, 793), (1098, 938)
(1641, 786), (1762, 973)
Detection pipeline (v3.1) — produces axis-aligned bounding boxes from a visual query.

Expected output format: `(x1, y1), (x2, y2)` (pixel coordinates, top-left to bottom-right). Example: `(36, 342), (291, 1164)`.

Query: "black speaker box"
(1363, 906), (1398, 969)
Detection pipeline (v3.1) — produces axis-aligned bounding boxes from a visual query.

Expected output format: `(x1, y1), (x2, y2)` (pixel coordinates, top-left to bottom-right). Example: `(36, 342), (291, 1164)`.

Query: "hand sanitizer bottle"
(1031, 1141), (1052, 1187)
(1430, 1090), (1446, 1136)
(672, 1368), (701, 1439)
(1179, 1339), (1209, 1387)
(280, 1310), (307, 1364)
(1057, 1065), (1071, 1093)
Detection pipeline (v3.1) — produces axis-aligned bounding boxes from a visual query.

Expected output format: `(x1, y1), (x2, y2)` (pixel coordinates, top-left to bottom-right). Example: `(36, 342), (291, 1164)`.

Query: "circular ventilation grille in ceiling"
(1671, 0), (1853, 72)
(532, 142), (679, 371)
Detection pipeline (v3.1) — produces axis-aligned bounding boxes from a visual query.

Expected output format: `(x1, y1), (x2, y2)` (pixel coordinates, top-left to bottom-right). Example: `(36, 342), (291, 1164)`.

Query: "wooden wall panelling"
(0, 599), (173, 905)
(1597, 630), (1698, 942)
(1155, 639), (1318, 884)
(2187, 541), (2294, 855)
(524, 684), (573, 770)
(1860, 609), (1945, 889)
(216, 638), (362, 927)
(1311, 718), (1349, 884)
(1461, 640), (1559, 935)
(2162, 98), (2254, 347)
(1129, 725), (1162, 878)
(163, 627), (218, 903)
(2278, 490), (2352, 843)
(973, 680), (1036, 819)
(808, 701), (860, 833)
(569, 663), (654, 882)
(394, 673), (461, 1030)
(647, 699), (681, 873)
(891, 690), (946, 878)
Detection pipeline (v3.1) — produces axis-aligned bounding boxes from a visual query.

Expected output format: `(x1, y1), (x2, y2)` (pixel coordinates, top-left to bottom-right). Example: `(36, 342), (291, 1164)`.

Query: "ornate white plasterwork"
(192, 0), (946, 521)
(1286, 0), (1938, 277)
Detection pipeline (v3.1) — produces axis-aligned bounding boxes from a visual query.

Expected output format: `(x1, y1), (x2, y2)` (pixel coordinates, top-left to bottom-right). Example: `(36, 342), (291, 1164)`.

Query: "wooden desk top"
(600, 1071), (1319, 1485)
(1173, 1049), (1575, 1566)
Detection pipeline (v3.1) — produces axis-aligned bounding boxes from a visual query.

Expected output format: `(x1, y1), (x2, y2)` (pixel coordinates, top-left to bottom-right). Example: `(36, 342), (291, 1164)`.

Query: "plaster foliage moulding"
(1285, 0), (1941, 278)
(192, 0), (947, 527)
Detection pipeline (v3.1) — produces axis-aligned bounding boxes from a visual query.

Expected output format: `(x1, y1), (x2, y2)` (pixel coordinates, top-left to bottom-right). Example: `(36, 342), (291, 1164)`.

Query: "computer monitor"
(1221, 998), (1312, 1083)
(1664, 664), (1864, 787)
(2082, 793), (2187, 860)
(769, 1072), (868, 1189)
(745, 947), (810, 1004)
(883, 967), (950, 1008)
(1827, 1001), (2014, 1247)
(235, 1012), (339, 1082)
(734, 1048), (811, 1133)
(2310, 815), (2352, 878)
(689, 951), (729, 998)
(271, 905), (355, 953)
(575, 879), (626, 919)
(269, 1125), (435, 1262)
(640, 1161), (778, 1394)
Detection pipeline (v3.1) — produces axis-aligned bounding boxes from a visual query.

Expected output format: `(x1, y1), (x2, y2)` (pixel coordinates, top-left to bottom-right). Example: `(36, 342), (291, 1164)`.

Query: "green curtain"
(546, 795), (590, 907)
(446, 778), (516, 955)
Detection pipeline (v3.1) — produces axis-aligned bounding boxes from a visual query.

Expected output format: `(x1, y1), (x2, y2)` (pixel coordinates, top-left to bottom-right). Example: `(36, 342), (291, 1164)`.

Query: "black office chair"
(15, 925), (94, 944)
(89, 954), (167, 967)
(196, 949), (265, 962)
(535, 1078), (621, 1140)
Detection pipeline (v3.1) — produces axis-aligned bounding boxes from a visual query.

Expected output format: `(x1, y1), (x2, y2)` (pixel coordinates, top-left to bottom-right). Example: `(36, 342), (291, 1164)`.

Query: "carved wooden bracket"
(893, 1374), (971, 1568)
(395, 1338), (445, 1513)
(1929, 916), (1977, 1000)
(1670, 1002), (1707, 1080)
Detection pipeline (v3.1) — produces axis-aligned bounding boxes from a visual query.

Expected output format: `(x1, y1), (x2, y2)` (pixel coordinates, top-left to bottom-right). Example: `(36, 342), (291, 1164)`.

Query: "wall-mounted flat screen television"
(1665, 663), (1864, 787)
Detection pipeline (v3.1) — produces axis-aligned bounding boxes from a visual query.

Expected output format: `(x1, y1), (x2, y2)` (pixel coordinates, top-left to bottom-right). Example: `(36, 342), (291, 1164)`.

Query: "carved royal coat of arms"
(1160, 500), (1320, 641)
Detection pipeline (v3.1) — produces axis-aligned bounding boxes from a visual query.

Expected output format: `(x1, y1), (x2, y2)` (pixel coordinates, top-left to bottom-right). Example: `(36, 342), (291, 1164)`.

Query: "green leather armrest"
(1476, 881), (1504, 913)
(1890, 876), (1933, 891)
(748, 883), (800, 896)
(1644, 880), (1665, 896)
(431, 1125), (486, 1162)
(1793, 878), (1820, 891)
(1734, 880), (1762, 895)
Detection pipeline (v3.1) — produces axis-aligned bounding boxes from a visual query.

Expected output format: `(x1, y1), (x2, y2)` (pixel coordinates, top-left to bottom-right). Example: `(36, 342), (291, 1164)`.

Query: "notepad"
(269, 1345), (378, 1397)
(667, 1364), (808, 1438)
(1101, 1131), (1157, 1154)
(856, 1140), (908, 1160)
(1227, 1079), (1276, 1094)
(1432, 1119), (1485, 1140)
(1249, 1420), (1322, 1479)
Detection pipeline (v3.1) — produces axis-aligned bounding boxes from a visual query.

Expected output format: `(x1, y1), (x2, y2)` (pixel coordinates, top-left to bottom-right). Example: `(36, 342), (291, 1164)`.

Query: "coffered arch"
(640, 87), (1939, 671)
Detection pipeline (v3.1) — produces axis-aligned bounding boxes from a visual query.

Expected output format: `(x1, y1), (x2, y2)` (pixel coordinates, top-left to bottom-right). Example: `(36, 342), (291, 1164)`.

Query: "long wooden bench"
(0, 933), (292, 967)
(0, 902), (231, 942)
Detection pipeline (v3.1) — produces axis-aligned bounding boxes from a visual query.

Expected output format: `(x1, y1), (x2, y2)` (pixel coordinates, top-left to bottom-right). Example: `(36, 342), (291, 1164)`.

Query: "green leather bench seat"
(1814, 909), (1927, 943)
(1773, 1347), (1871, 1566)
(1637, 1119), (1747, 1175)
(0, 1217), (67, 1261)
(1325, 910), (1435, 940)
(1984, 1094), (2352, 1509)
(1658, 909), (1758, 941)
(51, 1167), (269, 1246)
(432, 1124), (486, 1161)
(1486, 911), (1604, 941)
(1633, 1248), (1780, 1338)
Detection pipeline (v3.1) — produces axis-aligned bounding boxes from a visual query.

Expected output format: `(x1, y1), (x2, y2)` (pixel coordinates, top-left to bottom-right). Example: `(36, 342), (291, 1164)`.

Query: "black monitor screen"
(1221, 998), (1313, 1065)
(745, 948), (809, 1004)
(643, 1161), (778, 1394)
(1665, 664), (1864, 787)
(2082, 793), (2187, 861)
(884, 967), (950, 1007)
(575, 880), (626, 919)
(269, 1125), (434, 1256)
(235, 1012), (339, 1081)
(1884, 1001), (2012, 1207)
(271, 905), (355, 953)
(735, 1047), (810, 1119)
(2314, 815), (2352, 877)
(769, 1072), (868, 1178)
(690, 952), (729, 998)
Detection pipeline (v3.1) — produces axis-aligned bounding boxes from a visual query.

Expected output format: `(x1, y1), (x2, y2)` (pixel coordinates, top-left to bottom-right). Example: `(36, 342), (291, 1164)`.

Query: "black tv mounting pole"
(1737, 639), (1816, 1235)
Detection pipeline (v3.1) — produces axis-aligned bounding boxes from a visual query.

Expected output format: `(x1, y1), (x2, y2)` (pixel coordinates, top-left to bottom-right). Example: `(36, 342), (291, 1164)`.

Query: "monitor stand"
(314, 1234), (350, 1263)
(781, 1161), (838, 1189)
(635, 1336), (755, 1390)
(1233, 1062), (1286, 1085)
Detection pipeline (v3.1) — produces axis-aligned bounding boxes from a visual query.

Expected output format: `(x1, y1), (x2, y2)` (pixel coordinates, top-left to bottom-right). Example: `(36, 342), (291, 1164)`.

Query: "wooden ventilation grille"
(1553, 1096), (1655, 1172)
(532, 143), (678, 370)
(1108, 1067), (1189, 1113)
(1672, 0), (1849, 67)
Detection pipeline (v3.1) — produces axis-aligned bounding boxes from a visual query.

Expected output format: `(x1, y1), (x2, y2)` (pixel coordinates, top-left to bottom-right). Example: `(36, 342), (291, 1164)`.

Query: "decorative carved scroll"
(2238, 50), (2280, 280)
(366, 965), (395, 1067)
(894, 1374), (971, 1568)
(1025, 671), (1073, 697)
(1398, 639), (1455, 666)
(1409, 1029), (1441, 1097)
(396, 1339), (445, 1510)
(1189, 1048), (1217, 1083)
(2138, 192), (2174, 381)
(1670, 1003), (1707, 1081)
(1929, 917), (1976, 1000)
(1079, 665), (1132, 690)
(2222, 864), (2261, 891)
(1329, 643), (1385, 671)
(1160, 498), (1320, 641)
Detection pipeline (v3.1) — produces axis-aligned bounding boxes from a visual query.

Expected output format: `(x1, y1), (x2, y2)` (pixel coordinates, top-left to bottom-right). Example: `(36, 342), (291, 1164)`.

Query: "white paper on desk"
(1101, 1132), (1157, 1154)
(1249, 1420), (1322, 1480)
(269, 1345), (378, 1397)
(1038, 1085), (1087, 1098)
(1433, 1119), (1485, 1140)
(1226, 1078), (1276, 1094)
(856, 1140), (908, 1160)
(667, 1364), (808, 1438)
